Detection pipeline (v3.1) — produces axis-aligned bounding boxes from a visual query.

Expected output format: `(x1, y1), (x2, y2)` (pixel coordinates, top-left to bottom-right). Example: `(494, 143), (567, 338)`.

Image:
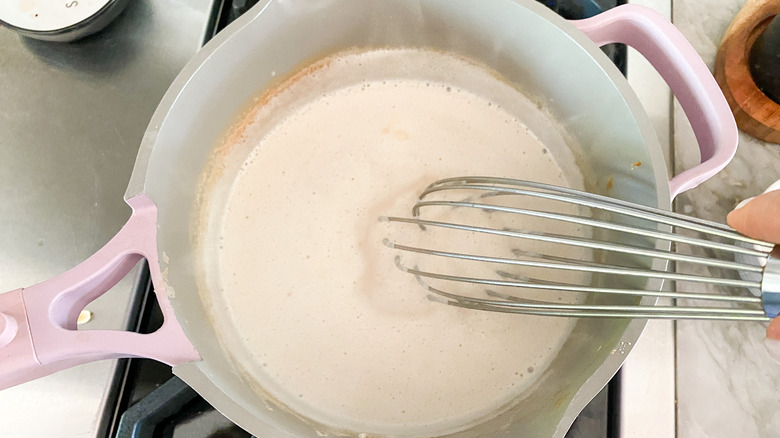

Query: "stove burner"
(116, 376), (253, 438)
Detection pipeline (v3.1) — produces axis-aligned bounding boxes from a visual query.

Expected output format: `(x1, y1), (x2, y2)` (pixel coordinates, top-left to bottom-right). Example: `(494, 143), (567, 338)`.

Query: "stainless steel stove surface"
(0, 1), (626, 437)
(0, 0), (216, 436)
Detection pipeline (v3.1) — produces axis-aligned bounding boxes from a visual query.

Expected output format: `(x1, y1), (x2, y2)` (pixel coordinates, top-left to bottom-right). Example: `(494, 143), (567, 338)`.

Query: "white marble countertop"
(673, 0), (780, 436)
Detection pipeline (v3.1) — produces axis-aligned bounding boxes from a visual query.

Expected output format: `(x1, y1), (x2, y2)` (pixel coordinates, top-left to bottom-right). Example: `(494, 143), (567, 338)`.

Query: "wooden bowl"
(714, 0), (780, 144)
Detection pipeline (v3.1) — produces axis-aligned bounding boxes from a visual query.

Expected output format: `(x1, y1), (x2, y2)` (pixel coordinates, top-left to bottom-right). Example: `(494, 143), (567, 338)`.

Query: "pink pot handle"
(0, 195), (200, 390)
(572, 4), (738, 199)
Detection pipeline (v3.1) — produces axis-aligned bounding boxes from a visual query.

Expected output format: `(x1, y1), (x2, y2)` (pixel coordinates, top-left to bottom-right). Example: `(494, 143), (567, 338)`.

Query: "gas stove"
(0, 1), (645, 437)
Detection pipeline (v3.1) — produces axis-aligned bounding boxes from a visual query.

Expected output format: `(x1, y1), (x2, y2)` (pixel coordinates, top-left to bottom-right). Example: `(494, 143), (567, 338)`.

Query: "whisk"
(382, 176), (780, 321)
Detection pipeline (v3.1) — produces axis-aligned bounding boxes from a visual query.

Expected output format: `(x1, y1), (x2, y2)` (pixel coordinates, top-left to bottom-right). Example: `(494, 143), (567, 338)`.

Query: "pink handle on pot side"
(572, 4), (738, 199)
(0, 195), (199, 390)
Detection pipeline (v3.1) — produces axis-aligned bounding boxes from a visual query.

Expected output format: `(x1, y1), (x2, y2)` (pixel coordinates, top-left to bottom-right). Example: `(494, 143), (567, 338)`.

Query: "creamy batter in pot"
(205, 48), (586, 436)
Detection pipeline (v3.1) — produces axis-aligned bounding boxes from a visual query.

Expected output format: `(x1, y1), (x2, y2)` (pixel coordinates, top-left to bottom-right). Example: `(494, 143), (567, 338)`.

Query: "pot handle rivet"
(0, 313), (18, 349)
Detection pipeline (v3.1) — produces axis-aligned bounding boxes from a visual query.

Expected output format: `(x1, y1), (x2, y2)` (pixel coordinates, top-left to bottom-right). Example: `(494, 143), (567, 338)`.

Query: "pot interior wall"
(143, 0), (669, 436)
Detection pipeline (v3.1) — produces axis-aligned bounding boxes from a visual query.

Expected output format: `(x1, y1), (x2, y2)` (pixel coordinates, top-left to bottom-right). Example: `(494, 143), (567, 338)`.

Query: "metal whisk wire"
(383, 177), (778, 321)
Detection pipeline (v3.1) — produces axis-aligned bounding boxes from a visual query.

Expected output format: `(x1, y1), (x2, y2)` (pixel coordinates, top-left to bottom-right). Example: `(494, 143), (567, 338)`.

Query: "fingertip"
(726, 199), (753, 236)
(725, 207), (743, 230)
(767, 317), (780, 340)
(726, 193), (756, 229)
(727, 190), (780, 243)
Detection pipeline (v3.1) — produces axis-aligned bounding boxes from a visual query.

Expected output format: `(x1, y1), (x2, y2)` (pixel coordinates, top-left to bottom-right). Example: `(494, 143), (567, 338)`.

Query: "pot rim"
(132, 1), (672, 436)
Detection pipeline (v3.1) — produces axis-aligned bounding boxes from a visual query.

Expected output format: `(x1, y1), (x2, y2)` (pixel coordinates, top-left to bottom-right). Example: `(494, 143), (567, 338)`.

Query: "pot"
(0, 1), (736, 437)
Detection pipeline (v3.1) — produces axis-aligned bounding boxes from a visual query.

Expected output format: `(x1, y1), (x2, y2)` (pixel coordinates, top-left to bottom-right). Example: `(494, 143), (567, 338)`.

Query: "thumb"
(726, 189), (780, 244)
(768, 317), (780, 339)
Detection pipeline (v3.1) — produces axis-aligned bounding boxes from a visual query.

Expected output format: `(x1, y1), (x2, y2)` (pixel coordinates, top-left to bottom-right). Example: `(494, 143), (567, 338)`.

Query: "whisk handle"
(572, 4), (738, 199)
(761, 248), (780, 318)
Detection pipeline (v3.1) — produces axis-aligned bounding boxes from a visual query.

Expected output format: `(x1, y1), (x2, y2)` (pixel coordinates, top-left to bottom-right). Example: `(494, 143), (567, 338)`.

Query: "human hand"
(726, 188), (780, 340)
